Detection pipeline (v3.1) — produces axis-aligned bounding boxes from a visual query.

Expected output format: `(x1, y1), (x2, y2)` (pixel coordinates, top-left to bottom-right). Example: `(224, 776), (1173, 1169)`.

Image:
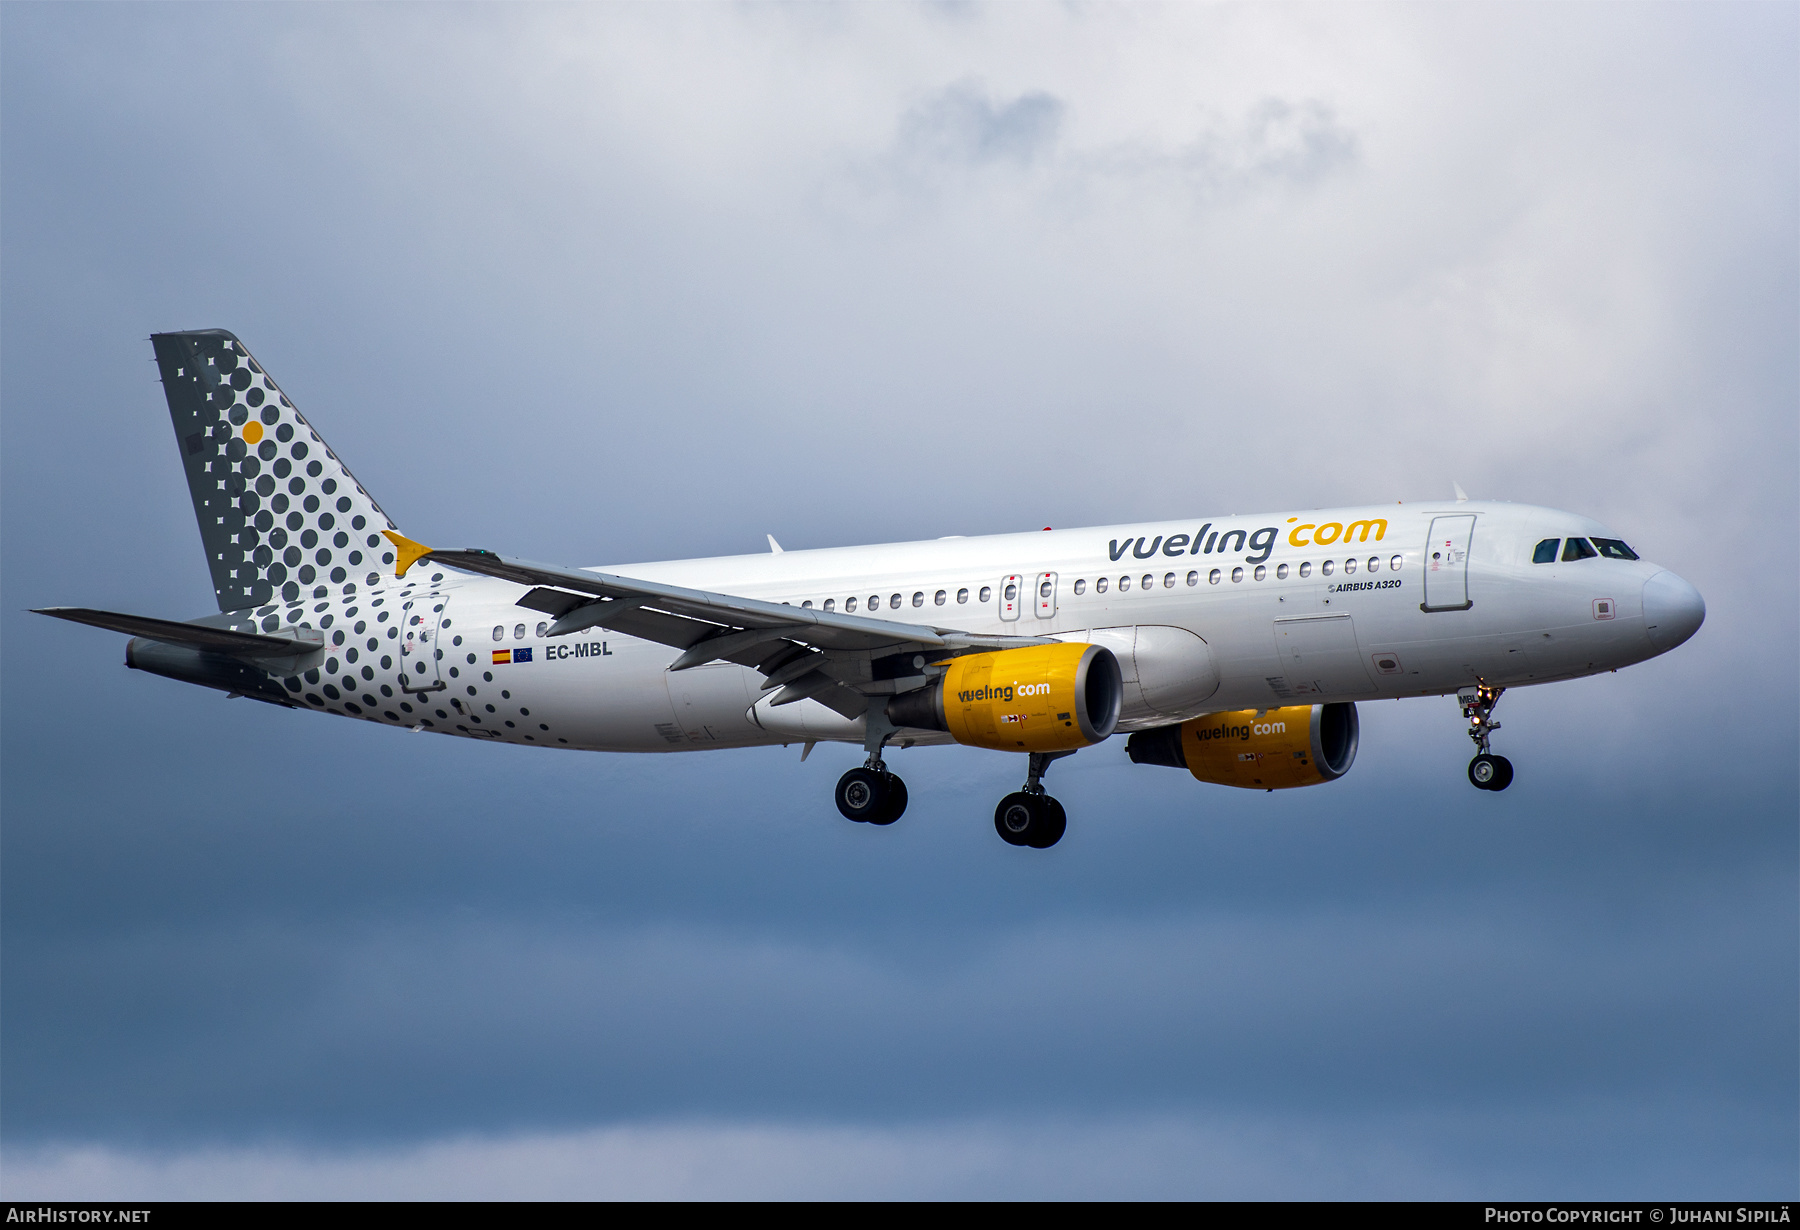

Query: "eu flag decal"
(492, 649), (512, 665)
(515, 647), (532, 662)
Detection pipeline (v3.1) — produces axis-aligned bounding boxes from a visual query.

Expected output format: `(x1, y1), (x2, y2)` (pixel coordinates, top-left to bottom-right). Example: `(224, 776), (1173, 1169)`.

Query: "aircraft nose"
(1642, 570), (1705, 652)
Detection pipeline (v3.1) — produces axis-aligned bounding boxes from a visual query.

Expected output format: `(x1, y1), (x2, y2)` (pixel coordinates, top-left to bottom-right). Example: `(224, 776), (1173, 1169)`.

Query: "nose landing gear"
(1460, 683), (1514, 791)
(994, 750), (1073, 848)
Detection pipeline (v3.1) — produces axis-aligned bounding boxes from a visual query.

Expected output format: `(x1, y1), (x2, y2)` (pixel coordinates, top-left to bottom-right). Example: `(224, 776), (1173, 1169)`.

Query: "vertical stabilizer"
(151, 330), (399, 612)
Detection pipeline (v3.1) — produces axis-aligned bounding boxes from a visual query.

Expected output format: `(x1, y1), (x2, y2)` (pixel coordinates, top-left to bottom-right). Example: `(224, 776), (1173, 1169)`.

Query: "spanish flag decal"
(492, 649), (512, 665)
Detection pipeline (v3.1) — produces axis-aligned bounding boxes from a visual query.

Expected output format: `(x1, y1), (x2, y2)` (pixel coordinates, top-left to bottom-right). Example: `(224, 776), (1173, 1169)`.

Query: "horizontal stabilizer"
(33, 607), (323, 658)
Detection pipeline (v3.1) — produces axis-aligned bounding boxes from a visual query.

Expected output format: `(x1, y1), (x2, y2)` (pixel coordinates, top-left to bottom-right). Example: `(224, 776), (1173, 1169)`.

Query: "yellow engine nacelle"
(1125, 703), (1359, 789)
(886, 642), (1123, 752)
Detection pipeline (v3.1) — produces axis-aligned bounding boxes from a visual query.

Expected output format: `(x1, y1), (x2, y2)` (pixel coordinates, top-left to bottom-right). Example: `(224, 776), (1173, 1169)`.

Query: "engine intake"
(887, 642), (1122, 752)
(1126, 703), (1359, 789)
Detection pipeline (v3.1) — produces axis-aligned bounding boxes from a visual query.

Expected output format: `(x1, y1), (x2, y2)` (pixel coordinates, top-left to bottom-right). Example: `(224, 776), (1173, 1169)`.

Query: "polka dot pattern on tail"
(151, 329), (399, 614)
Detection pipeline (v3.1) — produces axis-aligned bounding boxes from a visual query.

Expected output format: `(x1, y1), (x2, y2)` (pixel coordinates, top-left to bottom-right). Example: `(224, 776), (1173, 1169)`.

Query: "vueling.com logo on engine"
(958, 681), (1052, 704)
(1195, 718), (1288, 742)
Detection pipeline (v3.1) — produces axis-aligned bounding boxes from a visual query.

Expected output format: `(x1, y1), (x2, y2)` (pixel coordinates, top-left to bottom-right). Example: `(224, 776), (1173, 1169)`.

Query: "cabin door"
(399, 592), (447, 697)
(1422, 515), (1476, 612)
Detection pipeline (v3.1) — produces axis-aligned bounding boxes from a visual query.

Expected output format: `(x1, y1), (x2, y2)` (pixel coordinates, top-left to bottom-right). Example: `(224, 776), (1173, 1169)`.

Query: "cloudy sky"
(3, 2), (1794, 1198)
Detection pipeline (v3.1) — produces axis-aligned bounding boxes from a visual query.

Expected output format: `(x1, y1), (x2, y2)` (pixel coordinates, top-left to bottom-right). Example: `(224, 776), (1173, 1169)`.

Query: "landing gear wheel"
(1468, 754), (1514, 792)
(995, 792), (1034, 845)
(994, 792), (1066, 848)
(868, 774), (907, 825)
(1027, 795), (1067, 848)
(837, 767), (903, 822)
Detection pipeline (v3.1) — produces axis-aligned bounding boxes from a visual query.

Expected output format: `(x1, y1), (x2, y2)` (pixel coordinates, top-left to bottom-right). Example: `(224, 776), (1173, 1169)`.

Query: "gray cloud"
(1172, 97), (1359, 193)
(899, 81), (1066, 169)
(869, 85), (1354, 209)
(5, 1103), (1785, 1200)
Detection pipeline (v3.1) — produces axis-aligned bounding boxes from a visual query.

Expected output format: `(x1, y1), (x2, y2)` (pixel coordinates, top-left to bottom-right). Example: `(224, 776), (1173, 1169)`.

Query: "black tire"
(1026, 795), (1066, 849)
(836, 767), (891, 822)
(1486, 755), (1514, 792)
(1468, 754), (1503, 790)
(994, 792), (1035, 845)
(868, 774), (907, 825)
(994, 792), (1064, 848)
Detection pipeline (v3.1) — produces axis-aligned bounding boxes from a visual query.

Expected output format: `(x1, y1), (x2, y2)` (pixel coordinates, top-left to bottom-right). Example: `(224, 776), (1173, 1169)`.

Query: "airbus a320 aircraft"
(38, 331), (1707, 848)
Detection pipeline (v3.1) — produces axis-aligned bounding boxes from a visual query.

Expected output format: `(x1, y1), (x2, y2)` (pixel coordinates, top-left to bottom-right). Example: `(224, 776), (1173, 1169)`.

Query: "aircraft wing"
(399, 537), (1050, 716)
(33, 607), (323, 658)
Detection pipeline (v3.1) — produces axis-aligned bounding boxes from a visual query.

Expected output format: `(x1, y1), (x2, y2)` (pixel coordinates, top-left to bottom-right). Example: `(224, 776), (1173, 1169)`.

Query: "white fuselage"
(278, 501), (1693, 755)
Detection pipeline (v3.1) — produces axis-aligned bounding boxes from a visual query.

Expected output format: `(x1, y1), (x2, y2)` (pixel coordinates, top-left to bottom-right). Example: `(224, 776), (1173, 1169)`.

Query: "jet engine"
(886, 642), (1122, 752)
(1125, 703), (1359, 789)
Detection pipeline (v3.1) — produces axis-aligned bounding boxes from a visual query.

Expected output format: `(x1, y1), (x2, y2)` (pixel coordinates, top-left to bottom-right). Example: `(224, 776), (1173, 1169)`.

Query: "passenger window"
(1562, 537), (1598, 562)
(934, 590), (946, 606)
(1095, 577), (1108, 593)
(1322, 560), (1334, 576)
(536, 622), (548, 636)
(492, 625), (504, 641)
(1533, 539), (1560, 564)
(1119, 575), (1132, 591)
(514, 624), (526, 640)
(1073, 579), (1086, 595)
(1208, 569), (1221, 584)
(1389, 555), (1402, 571)
(1276, 563), (1289, 579)
(890, 594), (903, 609)
(912, 592), (924, 608)
(979, 586), (992, 603)
(1003, 582), (1017, 602)
(846, 597), (858, 612)
(1593, 537), (1639, 560)
(1253, 565), (1266, 581)
(957, 588), (969, 604)
(1344, 558), (1357, 574)
(1141, 573), (1154, 590)
(869, 595), (880, 610)
(1186, 570), (1198, 586)
(1040, 580), (1053, 598)
(823, 599), (835, 612)
(1299, 562), (1311, 578)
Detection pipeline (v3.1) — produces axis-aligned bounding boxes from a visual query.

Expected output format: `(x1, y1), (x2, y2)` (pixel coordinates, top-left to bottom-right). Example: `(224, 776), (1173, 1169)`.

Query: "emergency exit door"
(999, 574), (1023, 621)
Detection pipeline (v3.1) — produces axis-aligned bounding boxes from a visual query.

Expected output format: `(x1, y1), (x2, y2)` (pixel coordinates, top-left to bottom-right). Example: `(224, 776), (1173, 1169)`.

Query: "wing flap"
(516, 587), (591, 618)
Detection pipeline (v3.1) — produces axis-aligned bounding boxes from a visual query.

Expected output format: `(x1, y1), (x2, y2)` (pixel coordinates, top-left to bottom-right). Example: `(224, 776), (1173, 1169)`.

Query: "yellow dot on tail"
(242, 421), (263, 444)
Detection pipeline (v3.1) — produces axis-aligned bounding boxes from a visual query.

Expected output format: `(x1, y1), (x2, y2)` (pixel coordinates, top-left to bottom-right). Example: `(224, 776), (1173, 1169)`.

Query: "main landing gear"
(836, 702), (909, 825)
(835, 764), (907, 825)
(994, 751), (1074, 849)
(1460, 683), (1515, 792)
(831, 705), (1076, 846)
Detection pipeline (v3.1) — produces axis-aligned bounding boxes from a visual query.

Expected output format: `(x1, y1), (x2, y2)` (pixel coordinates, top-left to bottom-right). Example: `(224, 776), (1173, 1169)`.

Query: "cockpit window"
(1592, 537), (1639, 560)
(1532, 539), (1560, 564)
(1562, 537), (1598, 562)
